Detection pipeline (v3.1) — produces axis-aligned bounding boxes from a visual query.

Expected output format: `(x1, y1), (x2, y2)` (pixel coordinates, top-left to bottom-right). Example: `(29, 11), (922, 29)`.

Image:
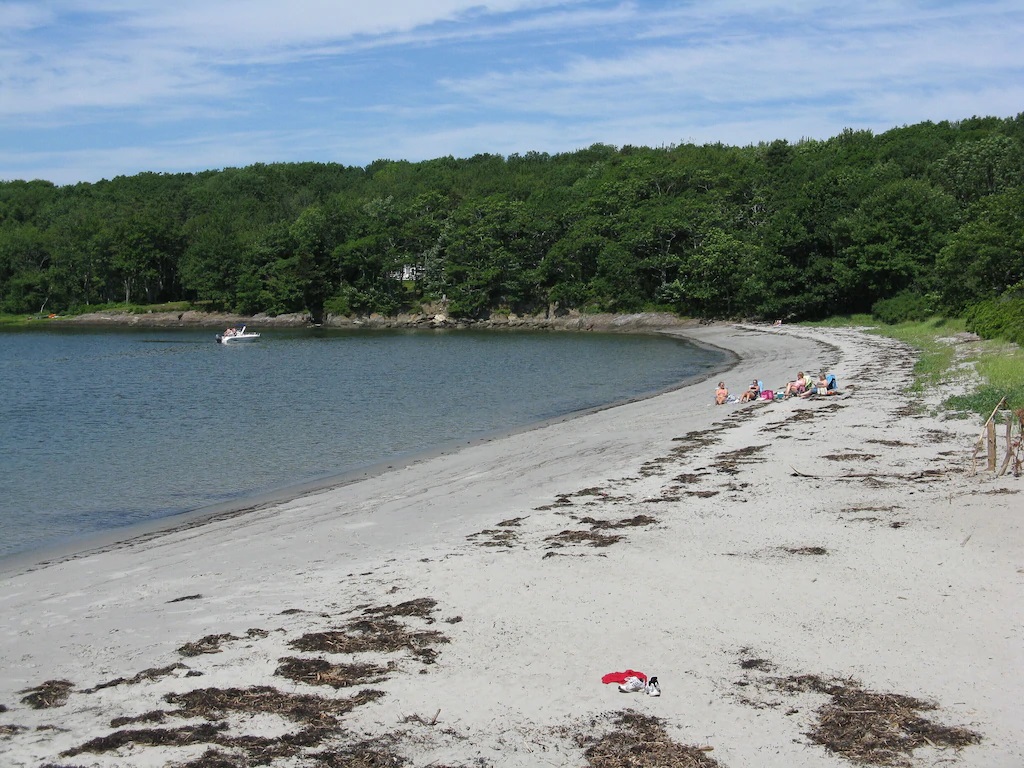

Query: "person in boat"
(223, 327), (236, 337)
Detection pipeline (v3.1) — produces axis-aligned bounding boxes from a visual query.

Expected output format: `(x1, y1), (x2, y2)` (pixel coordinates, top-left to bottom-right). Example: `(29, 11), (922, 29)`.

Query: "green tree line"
(2, 115), (1023, 326)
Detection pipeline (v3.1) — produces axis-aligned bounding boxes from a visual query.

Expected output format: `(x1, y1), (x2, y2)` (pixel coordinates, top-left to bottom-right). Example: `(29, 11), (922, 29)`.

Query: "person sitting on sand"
(783, 371), (808, 399)
(715, 381), (729, 405)
(801, 373), (828, 398)
(739, 379), (760, 402)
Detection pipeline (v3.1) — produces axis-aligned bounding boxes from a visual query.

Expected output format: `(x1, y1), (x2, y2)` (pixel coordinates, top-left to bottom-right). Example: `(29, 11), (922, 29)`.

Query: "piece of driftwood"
(790, 467), (943, 481)
(973, 397), (1007, 474)
(987, 420), (997, 471)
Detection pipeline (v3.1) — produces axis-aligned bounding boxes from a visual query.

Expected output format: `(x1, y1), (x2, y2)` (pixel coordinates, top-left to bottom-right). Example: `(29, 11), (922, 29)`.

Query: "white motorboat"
(216, 325), (261, 344)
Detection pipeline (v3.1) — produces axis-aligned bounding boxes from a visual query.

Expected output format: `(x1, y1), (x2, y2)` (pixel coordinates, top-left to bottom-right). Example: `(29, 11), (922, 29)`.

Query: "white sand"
(0, 325), (1020, 768)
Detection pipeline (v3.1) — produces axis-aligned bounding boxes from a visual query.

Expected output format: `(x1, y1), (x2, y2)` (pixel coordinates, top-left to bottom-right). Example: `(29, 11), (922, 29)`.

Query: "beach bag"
(760, 389), (774, 400)
(826, 374), (837, 390)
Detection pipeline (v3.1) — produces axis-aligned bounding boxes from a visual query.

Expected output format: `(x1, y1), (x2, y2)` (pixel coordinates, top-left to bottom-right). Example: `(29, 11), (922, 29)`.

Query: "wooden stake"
(999, 417), (1014, 476)
(987, 419), (997, 471)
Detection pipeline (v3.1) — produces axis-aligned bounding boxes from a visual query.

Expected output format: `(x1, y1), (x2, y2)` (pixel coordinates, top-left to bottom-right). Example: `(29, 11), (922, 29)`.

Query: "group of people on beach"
(715, 370), (838, 405)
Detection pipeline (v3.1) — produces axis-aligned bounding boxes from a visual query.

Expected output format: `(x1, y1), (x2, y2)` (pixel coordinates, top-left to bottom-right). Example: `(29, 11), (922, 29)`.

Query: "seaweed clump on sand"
(574, 710), (720, 768)
(60, 686), (386, 763)
(275, 658), (393, 689)
(177, 633), (242, 657)
(164, 685), (384, 725)
(84, 662), (189, 693)
(61, 722), (227, 757)
(289, 598), (450, 665)
(19, 680), (75, 709)
(545, 529), (623, 549)
(772, 674), (981, 766)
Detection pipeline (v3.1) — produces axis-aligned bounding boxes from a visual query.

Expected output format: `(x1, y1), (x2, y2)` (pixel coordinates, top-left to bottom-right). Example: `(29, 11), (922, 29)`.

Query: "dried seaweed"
(363, 598), (439, 620)
(275, 657), (392, 689)
(167, 593), (204, 603)
(545, 529), (623, 548)
(19, 680), (74, 709)
(177, 633), (241, 657)
(783, 546), (828, 556)
(671, 428), (721, 448)
(497, 516), (525, 526)
(290, 616), (449, 662)
(825, 453), (879, 461)
(467, 528), (519, 547)
(58, 680), (388, 766)
(638, 457), (673, 477)
(110, 709), (167, 728)
(575, 710), (720, 768)
(176, 748), (250, 767)
(770, 674), (981, 765)
(61, 722), (227, 756)
(579, 515), (658, 530)
(84, 663), (189, 693)
(841, 505), (898, 515)
(1, 724), (29, 738)
(308, 738), (410, 767)
(164, 685), (384, 726)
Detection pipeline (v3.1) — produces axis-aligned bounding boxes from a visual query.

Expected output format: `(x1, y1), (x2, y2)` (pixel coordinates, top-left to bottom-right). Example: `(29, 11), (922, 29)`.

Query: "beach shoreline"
(0, 325), (737, 578)
(31, 308), (704, 333)
(0, 324), (1020, 768)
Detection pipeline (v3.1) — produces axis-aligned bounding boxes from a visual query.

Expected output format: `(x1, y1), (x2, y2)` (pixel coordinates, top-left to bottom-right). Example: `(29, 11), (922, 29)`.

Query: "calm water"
(0, 326), (722, 559)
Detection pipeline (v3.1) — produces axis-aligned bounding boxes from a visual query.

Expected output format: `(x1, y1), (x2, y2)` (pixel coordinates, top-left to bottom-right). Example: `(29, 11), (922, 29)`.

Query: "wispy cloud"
(2, 1), (1021, 184)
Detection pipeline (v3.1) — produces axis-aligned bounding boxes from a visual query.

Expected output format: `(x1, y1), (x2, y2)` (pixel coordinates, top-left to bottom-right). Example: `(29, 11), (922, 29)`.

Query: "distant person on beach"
(739, 380), (760, 402)
(715, 381), (729, 405)
(801, 373), (828, 398)
(783, 371), (808, 398)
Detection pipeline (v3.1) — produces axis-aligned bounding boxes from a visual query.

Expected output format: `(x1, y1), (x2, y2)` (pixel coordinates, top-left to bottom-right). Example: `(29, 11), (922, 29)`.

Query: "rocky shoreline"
(48, 308), (703, 332)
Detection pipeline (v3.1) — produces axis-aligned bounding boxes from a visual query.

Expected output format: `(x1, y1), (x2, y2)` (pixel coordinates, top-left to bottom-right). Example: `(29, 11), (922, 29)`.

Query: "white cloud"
(2, 1), (1022, 183)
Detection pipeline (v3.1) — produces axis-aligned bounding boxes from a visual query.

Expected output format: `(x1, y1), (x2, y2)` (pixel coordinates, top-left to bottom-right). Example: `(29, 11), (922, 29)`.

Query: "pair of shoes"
(617, 676), (645, 693)
(646, 676), (661, 696)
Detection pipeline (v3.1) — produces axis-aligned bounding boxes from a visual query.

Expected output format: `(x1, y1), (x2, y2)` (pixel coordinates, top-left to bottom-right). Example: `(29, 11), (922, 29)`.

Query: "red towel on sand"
(601, 669), (648, 684)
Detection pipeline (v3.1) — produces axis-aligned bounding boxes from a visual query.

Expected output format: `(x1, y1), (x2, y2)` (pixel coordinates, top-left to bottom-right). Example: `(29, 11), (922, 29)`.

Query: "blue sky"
(2, 0), (1022, 185)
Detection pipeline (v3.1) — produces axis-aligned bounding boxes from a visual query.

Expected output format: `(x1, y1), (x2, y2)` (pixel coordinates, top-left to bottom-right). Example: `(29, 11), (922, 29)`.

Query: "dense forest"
(2, 115), (1023, 334)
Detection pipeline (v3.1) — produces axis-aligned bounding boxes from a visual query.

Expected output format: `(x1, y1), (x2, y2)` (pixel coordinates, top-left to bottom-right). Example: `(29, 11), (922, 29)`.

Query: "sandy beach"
(1, 324), (1020, 768)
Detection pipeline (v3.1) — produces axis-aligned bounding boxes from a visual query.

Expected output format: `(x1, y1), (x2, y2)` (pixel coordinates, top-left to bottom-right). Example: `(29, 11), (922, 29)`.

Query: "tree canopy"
(2, 115), (1022, 322)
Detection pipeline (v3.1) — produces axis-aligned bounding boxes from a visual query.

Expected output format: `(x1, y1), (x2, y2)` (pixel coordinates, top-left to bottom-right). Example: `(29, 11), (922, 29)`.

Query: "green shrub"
(945, 383), (1024, 414)
(871, 291), (936, 324)
(963, 296), (1024, 346)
